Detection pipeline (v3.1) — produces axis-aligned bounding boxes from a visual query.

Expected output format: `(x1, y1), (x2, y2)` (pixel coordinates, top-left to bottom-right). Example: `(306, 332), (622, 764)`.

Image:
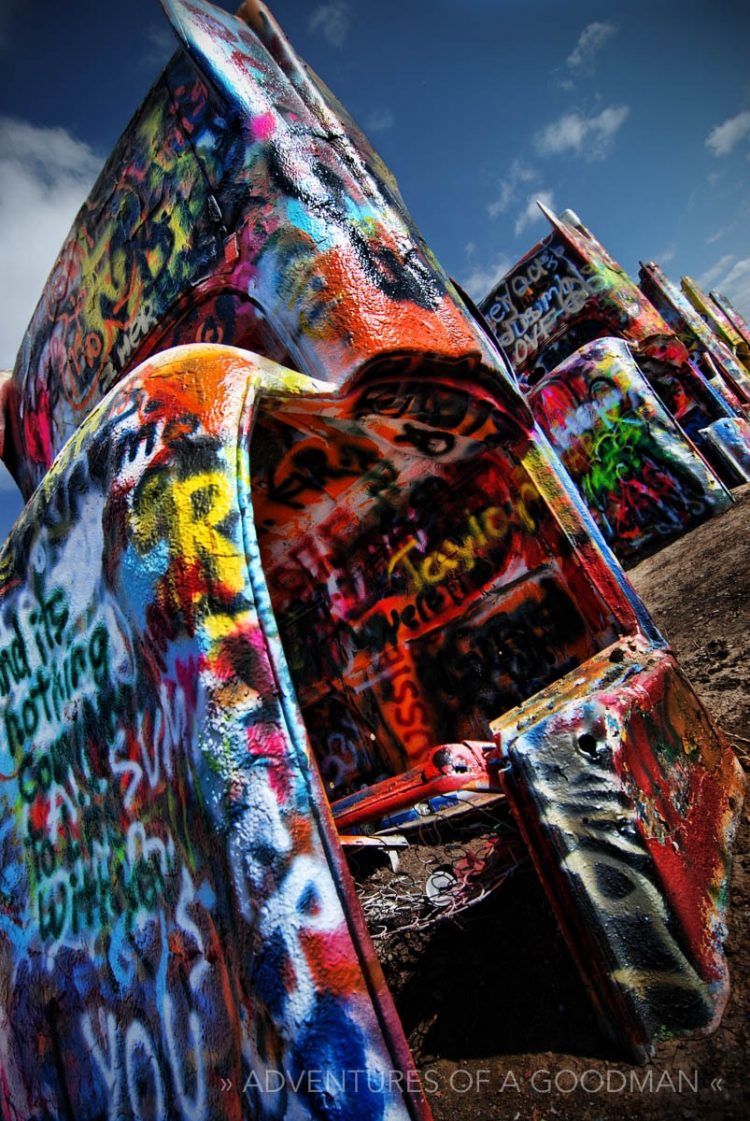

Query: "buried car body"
(0, 2), (743, 1119)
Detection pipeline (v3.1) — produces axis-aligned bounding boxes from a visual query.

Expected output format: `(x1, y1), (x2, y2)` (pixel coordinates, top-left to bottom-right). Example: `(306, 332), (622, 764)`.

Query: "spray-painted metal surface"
(6, 0), (500, 502)
(698, 416), (750, 483)
(250, 357), (649, 801)
(0, 0), (744, 1106)
(479, 207), (672, 382)
(0, 345), (430, 1121)
(639, 262), (750, 410)
(493, 637), (743, 1058)
(478, 210), (748, 484)
(526, 338), (731, 561)
(710, 288), (750, 352)
(638, 263), (750, 484)
(682, 276), (750, 374)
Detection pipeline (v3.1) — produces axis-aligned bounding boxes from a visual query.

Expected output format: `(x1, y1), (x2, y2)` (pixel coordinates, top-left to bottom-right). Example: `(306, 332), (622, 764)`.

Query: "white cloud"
(514, 191), (555, 238)
(0, 117), (101, 185)
(706, 110), (750, 157)
(0, 117), (102, 368)
(309, 2), (350, 48)
(143, 24), (176, 68)
(488, 159), (536, 218)
(706, 224), (734, 245)
(566, 21), (618, 73)
(719, 258), (750, 312)
(700, 255), (750, 318)
(535, 105), (629, 161)
(648, 244), (676, 265)
(364, 107), (394, 134)
(461, 254), (513, 302)
(698, 254), (736, 290)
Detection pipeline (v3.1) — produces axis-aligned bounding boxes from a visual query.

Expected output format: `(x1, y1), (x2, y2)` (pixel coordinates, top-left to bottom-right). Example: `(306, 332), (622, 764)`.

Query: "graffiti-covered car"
(0, 2), (743, 1119)
(525, 336), (732, 561)
(478, 207), (750, 487)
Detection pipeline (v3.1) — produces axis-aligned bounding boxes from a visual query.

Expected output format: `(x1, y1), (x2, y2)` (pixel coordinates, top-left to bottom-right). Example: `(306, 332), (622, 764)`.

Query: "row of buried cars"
(478, 204), (750, 564)
(0, 2), (745, 1119)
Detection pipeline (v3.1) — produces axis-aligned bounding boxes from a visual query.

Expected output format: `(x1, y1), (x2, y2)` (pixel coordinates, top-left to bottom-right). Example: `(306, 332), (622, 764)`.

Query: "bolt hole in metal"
(577, 732), (599, 759)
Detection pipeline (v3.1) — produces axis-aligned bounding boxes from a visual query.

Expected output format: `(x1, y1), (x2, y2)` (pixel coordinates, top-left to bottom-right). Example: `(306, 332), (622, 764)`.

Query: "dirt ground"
(381, 485), (750, 1121)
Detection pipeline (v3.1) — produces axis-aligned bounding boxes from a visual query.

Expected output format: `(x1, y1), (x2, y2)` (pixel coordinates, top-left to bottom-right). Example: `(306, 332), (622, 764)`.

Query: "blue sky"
(1, 0), (749, 540)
